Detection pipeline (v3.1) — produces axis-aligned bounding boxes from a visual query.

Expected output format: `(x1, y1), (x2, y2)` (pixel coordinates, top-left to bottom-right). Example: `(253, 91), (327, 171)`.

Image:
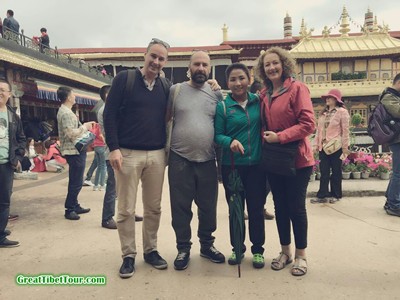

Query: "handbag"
(323, 137), (342, 155)
(74, 131), (96, 152)
(261, 141), (299, 176)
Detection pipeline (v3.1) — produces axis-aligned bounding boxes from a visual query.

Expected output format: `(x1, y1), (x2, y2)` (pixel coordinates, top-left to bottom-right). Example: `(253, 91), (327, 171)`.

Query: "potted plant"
(352, 163), (362, 179)
(377, 163), (391, 180)
(354, 152), (374, 179)
(342, 158), (354, 180)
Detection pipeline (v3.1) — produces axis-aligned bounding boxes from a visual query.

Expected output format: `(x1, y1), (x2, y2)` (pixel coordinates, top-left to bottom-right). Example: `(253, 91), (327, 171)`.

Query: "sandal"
(271, 252), (292, 271)
(291, 256), (308, 276)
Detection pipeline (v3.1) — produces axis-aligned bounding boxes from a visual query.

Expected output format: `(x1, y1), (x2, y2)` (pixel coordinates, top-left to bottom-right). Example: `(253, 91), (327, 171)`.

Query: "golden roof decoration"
(299, 18), (314, 40)
(290, 32), (400, 59)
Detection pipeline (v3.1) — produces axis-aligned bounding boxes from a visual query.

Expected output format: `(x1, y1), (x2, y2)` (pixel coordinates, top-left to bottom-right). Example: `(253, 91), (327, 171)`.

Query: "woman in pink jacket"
(44, 140), (66, 172)
(255, 47), (315, 277)
(311, 89), (350, 204)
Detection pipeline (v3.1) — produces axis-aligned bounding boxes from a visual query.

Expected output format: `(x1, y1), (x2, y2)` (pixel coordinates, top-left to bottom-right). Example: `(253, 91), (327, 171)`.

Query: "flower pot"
(342, 172), (351, 180)
(309, 173), (316, 182)
(380, 172), (390, 180)
(361, 171), (370, 179)
(352, 171), (361, 179)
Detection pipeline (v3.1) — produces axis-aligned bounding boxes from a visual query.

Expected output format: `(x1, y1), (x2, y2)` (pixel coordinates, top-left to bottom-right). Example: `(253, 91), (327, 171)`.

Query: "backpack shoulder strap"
(160, 77), (171, 99)
(121, 69), (137, 109)
(171, 83), (181, 117)
(125, 69), (136, 98)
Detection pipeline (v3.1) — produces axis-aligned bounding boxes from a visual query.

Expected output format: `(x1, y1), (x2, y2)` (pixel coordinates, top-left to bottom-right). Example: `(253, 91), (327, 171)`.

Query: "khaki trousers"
(116, 148), (166, 258)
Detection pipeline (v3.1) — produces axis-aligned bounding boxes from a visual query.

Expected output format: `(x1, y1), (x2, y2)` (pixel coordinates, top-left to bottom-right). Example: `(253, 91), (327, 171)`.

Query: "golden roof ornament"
(322, 26), (331, 38)
(372, 16), (379, 33)
(380, 22), (390, 34)
(222, 24), (229, 42)
(339, 6), (350, 37)
(299, 18), (313, 40)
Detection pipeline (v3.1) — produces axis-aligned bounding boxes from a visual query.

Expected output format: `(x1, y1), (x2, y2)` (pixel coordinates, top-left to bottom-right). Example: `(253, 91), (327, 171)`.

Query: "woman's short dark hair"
(57, 86), (72, 103)
(225, 63), (250, 82)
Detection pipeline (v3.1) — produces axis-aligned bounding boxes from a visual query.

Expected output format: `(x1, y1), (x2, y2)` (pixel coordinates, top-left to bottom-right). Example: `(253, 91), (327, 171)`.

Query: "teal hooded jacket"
(214, 92), (262, 166)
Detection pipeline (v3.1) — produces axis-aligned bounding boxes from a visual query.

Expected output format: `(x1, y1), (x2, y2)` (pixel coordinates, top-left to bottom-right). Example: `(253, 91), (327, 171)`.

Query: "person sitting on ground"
(26, 137), (46, 172)
(43, 139), (66, 172)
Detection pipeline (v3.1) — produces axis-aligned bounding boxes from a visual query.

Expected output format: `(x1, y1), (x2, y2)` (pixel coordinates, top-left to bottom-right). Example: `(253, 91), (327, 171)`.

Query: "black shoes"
(5, 229), (11, 236)
(65, 211), (80, 220)
(0, 238), (20, 248)
(144, 251), (168, 269)
(174, 251), (190, 270)
(200, 246), (225, 263)
(102, 218), (117, 229)
(75, 206), (90, 214)
(119, 257), (135, 278)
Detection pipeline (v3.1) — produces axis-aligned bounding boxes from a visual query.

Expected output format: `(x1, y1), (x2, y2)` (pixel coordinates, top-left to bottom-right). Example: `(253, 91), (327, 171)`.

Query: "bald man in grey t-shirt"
(168, 51), (225, 271)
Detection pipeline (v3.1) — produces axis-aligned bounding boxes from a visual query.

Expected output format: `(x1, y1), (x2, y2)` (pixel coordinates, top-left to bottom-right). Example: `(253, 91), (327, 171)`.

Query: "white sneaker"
(83, 180), (94, 186)
(99, 185), (105, 191)
(93, 186), (99, 191)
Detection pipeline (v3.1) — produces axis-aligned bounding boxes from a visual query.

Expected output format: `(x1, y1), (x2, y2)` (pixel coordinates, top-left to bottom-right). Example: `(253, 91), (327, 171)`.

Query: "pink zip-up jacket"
(313, 107), (350, 152)
(260, 77), (315, 169)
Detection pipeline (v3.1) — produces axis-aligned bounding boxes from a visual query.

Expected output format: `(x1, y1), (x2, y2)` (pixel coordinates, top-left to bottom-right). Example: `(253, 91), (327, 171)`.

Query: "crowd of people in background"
(1, 20), (400, 282)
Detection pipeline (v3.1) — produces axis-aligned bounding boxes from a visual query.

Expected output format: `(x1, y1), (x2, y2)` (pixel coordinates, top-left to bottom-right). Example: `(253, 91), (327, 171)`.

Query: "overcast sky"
(2, 1), (399, 49)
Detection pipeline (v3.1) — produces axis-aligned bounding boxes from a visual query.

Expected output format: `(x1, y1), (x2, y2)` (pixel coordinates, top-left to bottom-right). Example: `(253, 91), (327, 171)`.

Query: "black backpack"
(367, 89), (400, 144)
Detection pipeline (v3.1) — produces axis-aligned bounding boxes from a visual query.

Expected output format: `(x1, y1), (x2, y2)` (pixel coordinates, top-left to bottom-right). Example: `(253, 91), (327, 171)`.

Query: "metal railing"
(1, 27), (113, 81)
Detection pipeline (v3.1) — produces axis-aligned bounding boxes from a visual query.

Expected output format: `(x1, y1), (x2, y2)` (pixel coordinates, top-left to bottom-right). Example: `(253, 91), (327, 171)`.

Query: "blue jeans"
(0, 163), (14, 242)
(102, 160), (116, 221)
(85, 155), (98, 181)
(94, 146), (106, 187)
(65, 152), (87, 212)
(387, 143), (400, 209)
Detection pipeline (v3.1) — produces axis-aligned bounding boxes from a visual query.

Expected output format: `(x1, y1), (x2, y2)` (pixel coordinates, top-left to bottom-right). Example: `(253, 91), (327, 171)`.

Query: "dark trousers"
(102, 160), (116, 221)
(0, 163), (14, 242)
(65, 152), (87, 211)
(267, 166), (312, 250)
(317, 149), (343, 199)
(222, 164), (266, 254)
(168, 151), (218, 252)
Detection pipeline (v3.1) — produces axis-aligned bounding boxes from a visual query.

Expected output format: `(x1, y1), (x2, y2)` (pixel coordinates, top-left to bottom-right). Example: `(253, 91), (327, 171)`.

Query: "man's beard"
(191, 71), (208, 84)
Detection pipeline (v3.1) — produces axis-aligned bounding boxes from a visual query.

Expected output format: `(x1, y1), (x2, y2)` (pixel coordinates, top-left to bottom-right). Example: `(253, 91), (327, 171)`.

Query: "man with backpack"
(381, 73), (400, 217)
(104, 38), (171, 278)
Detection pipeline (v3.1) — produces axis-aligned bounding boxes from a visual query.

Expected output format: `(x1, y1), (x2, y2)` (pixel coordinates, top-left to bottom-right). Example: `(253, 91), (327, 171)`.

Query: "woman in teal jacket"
(214, 63), (266, 269)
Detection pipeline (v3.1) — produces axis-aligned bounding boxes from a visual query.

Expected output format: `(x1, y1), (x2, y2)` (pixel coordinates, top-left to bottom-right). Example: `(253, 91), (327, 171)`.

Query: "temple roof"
(290, 32), (400, 59)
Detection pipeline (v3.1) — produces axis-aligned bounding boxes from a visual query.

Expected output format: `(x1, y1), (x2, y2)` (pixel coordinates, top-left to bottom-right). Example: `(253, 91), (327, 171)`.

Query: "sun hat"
(321, 89), (343, 104)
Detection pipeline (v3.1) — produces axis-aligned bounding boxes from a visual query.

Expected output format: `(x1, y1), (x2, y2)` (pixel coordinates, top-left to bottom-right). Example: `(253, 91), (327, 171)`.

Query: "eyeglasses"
(148, 38), (170, 49)
(0, 89), (11, 93)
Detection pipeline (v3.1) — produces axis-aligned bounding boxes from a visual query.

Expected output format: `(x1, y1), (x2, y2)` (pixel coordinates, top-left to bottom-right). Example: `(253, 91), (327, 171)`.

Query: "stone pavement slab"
(1, 164), (399, 300)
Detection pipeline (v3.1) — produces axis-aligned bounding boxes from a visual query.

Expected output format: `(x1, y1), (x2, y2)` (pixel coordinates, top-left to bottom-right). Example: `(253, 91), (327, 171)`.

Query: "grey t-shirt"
(169, 82), (223, 162)
(0, 111), (9, 164)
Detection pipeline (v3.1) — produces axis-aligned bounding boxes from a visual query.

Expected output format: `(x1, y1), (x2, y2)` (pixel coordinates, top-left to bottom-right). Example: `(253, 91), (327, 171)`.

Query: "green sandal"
(271, 252), (293, 271)
(291, 256), (308, 276)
